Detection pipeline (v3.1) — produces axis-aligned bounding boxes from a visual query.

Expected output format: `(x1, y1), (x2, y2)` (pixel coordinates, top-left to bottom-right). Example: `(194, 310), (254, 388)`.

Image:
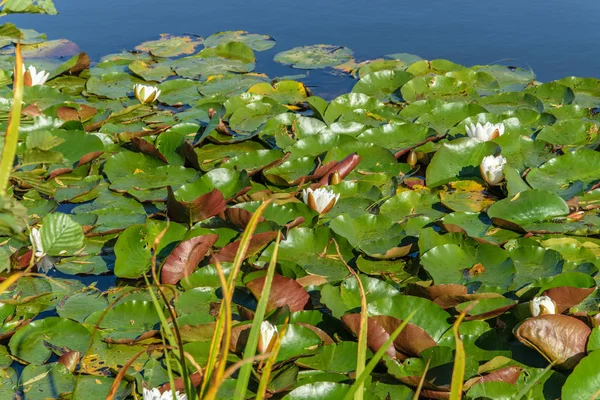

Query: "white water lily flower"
(480, 155), (507, 186)
(302, 187), (340, 215)
(142, 387), (187, 400)
(29, 228), (45, 258)
(529, 296), (557, 317)
(134, 84), (161, 104)
(22, 65), (49, 86)
(466, 122), (504, 142)
(258, 320), (278, 354)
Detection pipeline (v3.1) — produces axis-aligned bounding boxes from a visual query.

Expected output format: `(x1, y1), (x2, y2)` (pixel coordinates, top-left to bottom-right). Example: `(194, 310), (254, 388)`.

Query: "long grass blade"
(343, 310), (417, 400)
(0, 40), (24, 195)
(203, 200), (272, 400)
(333, 239), (366, 400)
(234, 232), (281, 398)
(207, 258), (233, 391)
(0, 41), (23, 196)
(161, 333), (179, 400)
(413, 358), (431, 400)
(353, 276), (368, 400)
(449, 309), (469, 400)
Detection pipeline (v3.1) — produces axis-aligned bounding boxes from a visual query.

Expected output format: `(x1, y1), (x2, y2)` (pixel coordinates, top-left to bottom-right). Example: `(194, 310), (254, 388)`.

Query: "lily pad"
(526, 149), (600, 196)
(426, 137), (500, 188)
(204, 31), (275, 51)
(487, 190), (569, 231)
(274, 45), (353, 69)
(135, 34), (203, 57)
(9, 317), (90, 364)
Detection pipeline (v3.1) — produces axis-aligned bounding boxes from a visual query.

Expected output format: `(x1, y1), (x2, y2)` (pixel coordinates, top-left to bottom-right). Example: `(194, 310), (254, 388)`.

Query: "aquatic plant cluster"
(0, 1), (600, 399)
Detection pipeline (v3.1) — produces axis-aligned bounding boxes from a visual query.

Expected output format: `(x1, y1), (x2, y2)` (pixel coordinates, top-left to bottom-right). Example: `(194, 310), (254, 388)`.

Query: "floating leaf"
(204, 31), (275, 51)
(9, 317), (90, 364)
(515, 314), (590, 370)
(247, 274), (310, 313)
(426, 138), (500, 188)
(274, 45), (353, 69)
(161, 234), (219, 284)
(526, 149), (600, 196)
(487, 190), (570, 231)
(39, 213), (84, 256)
(135, 34), (203, 57)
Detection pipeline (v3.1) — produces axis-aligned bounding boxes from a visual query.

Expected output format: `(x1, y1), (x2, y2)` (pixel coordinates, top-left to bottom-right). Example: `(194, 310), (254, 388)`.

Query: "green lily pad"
(406, 59), (464, 76)
(526, 149), (600, 196)
(128, 59), (175, 82)
(426, 137), (500, 188)
(56, 290), (109, 322)
(114, 220), (187, 278)
(562, 350), (600, 399)
(135, 34), (203, 57)
(272, 227), (352, 281)
(523, 82), (575, 110)
(421, 242), (515, 290)
(554, 76), (600, 107)
(204, 31), (275, 51)
(19, 363), (74, 400)
(9, 317), (91, 364)
(488, 190), (569, 231)
(39, 212), (84, 256)
(401, 75), (477, 103)
(536, 119), (600, 147)
(494, 132), (554, 173)
(324, 92), (390, 122)
(329, 214), (407, 257)
(416, 102), (488, 133)
(356, 122), (435, 154)
(275, 44), (353, 70)
(352, 70), (413, 102)
(85, 71), (145, 99)
(95, 300), (161, 341)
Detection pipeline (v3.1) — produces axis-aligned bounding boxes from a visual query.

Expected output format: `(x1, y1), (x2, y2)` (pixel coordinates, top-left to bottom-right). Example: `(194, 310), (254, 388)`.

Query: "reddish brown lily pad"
(77, 150), (104, 167)
(223, 207), (265, 229)
(543, 286), (595, 314)
(213, 231), (278, 263)
(342, 313), (398, 360)
(57, 104), (97, 122)
(131, 137), (169, 163)
(161, 234), (219, 284)
(371, 315), (437, 357)
(464, 366), (522, 390)
(246, 274), (310, 313)
(167, 187), (227, 223)
(515, 314), (590, 370)
(405, 283), (468, 301)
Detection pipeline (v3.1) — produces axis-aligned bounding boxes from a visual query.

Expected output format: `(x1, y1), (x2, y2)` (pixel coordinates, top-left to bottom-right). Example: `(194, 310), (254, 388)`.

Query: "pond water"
(7, 0), (600, 84)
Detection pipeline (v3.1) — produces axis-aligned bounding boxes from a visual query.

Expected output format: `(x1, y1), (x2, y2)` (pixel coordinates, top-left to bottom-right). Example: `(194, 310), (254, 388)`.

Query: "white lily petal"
(142, 387), (187, 400)
(529, 296), (556, 317)
(301, 187), (340, 214)
(258, 320), (278, 354)
(480, 155), (507, 186)
(134, 83), (161, 104)
(24, 65), (49, 86)
(465, 122), (505, 141)
(29, 228), (45, 258)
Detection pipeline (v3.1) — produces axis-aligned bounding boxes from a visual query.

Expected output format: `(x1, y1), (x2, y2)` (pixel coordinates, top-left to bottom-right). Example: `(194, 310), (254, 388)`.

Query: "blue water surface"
(6, 0), (600, 83)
